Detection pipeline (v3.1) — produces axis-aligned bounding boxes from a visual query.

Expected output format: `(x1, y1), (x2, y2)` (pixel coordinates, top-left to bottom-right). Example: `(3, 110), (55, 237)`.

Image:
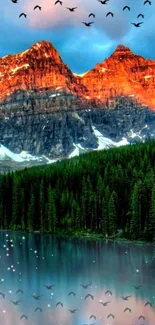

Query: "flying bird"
(16, 289), (23, 294)
(144, 301), (152, 307)
(55, 0), (62, 4)
(34, 5), (41, 10)
(11, 0), (18, 3)
(11, 300), (21, 305)
(144, 0), (151, 4)
(19, 13), (27, 18)
(0, 292), (5, 299)
(44, 285), (55, 289)
(84, 294), (94, 300)
(124, 308), (131, 312)
(20, 315), (28, 320)
(98, 0), (109, 4)
(80, 284), (91, 289)
(82, 22), (94, 26)
(106, 12), (114, 17)
(137, 14), (144, 18)
(131, 22), (143, 27)
(68, 292), (76, 296)
(56, 302), (63, 307)
(89, 315), (96, 320)
(121, 295), (132, 300)
(35, 307), (42, 312)
(105, 290), (112, 296)
(68, 309), (78, 313)
(107, 314), (115, 319)
(66, 7), (77, 11)
(88, 13), (95, 18)
(99, 301), (111, 306)
(123, 6), (130, 11)
(138, 316), (145, 320)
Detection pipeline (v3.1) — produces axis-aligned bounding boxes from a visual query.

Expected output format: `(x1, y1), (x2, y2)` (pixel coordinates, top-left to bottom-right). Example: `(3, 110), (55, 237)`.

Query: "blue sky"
(0, 0), (155, 73)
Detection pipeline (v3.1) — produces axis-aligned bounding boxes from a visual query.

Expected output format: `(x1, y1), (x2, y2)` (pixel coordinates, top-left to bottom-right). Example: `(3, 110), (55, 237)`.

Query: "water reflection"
(0, 231), (155, 325)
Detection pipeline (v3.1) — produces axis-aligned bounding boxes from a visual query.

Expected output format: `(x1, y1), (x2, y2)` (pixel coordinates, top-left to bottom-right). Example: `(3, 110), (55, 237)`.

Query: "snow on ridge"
(92, 126), (129, 150)
(11, 64), (30, 74)
(144, 75), (152, 79)
(73, 70), (89, 77)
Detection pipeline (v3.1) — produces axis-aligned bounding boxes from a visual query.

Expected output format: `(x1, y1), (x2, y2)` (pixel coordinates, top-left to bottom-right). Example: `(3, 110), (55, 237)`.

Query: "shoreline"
(1, 229), (155, 245)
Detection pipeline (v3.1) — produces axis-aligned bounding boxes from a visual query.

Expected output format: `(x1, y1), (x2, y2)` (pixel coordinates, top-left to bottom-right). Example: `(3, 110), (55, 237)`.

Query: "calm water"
(0, 231), (155, 325)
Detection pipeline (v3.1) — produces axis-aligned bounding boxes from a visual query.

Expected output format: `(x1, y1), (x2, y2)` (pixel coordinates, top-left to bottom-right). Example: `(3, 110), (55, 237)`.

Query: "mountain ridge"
(0, 40), (155, 108)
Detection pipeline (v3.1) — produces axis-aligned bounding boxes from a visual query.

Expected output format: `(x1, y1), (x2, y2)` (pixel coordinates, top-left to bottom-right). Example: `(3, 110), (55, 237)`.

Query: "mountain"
(0, 41), (155, 172)
(0, 40), (87, 103)
(80, 44), (155, 109)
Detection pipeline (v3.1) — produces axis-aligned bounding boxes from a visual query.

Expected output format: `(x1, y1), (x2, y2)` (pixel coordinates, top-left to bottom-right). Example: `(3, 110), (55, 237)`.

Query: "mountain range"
(0, 40), (155, 172)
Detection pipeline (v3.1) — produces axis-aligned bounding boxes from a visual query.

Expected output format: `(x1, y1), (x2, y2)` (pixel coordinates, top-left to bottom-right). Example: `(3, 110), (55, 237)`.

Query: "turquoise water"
(0, 231), (155, 325)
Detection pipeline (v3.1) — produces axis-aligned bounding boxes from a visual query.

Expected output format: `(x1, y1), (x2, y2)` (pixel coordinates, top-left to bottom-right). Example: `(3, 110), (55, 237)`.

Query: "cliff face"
(0, 41), (155, 171)
(81, 45), (155, 108)
(1, 41), (155, 108)
(0, 41), (87, 103)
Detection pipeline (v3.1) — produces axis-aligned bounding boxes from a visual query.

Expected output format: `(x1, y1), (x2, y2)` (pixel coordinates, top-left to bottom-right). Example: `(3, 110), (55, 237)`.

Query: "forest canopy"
(0, 140), (155, 241)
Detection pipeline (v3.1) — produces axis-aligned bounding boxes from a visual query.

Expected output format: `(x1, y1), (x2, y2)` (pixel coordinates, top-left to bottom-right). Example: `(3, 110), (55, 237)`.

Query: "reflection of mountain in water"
(0, 231), (155, 325)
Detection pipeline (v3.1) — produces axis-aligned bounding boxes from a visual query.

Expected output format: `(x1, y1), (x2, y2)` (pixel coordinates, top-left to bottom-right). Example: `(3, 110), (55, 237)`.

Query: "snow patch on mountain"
(92, 126), (129, 149)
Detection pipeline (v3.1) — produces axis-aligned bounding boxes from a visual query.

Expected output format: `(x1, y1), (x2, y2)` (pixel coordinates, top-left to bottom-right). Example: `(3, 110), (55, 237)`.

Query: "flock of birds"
(0, 283), (153, 323)
(10, 0), (152, 27)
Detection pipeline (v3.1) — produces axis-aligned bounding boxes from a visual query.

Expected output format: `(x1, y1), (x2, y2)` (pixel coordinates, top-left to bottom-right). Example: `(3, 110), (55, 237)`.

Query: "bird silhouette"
(66, 7), (77, 11)
(131, 22), (143, 27)
(124, 308), (131, 312)
(34, 5), (41, 10)
(144, 301), (152, 307)
(11, 0), (18, 3)
(84, 294), (94, 300)
(19, 13), (27, 18)
(44, 285), (55, 289)
(82, 22), (94, 27)
(137, 14), (144, 18)
(32, 295), (42, 300)
(107, 314), (115, 319)
(123, 6), (130, 11)
(0, 292), (5, 299)
(20, 315), (28, 320)
(55, 0), (62, 4)
(88, 13), (95, 18)
(11, 300), (21, 305)
(89, 315), (96, 320)
(138, 316), (145, 320)
(56, 302), (63, 307)
(68, 309), (78, 313)
(98, 0), (109, 4)
(68, 292), (76, 296)
(121, 295), (132, 300)
(106, 12), (114, 17)
(144, 0), (151, 4)
(105, 290), (112, 296)
(99, 301), (111, 306)
(35, 307), (42, 312)
(80, 284), (91, 289)
(16, 289), (23, 294)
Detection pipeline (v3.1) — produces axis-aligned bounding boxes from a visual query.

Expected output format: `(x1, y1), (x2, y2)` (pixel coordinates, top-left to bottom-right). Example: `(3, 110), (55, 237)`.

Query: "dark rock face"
(0, 92), (155, 171)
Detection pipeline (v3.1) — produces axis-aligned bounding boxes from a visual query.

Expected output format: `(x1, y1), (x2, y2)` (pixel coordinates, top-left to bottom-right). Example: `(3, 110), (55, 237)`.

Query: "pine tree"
(108, 193), (117, 236)
(130, 182), (141, 240)
(27, 190), (35, 232)
(149, 185), (155, 241)
(47, 185), (57, 233)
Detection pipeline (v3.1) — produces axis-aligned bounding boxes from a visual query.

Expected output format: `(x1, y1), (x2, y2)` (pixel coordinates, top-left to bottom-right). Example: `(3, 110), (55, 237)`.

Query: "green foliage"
(1, 139), (155, 241)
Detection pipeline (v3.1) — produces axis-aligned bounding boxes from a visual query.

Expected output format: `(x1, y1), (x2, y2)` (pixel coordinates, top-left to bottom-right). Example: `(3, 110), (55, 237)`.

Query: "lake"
(0, 231), (155, 325)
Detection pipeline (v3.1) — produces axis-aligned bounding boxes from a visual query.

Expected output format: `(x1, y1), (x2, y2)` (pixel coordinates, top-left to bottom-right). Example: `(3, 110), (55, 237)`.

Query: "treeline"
(0, 140), (155, 241)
